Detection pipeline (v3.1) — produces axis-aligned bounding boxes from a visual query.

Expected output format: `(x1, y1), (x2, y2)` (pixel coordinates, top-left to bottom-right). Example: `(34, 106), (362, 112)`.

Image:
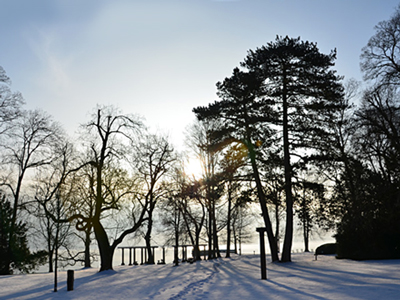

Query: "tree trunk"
(5, 174), (25, 275)
(275, 202), (280, 253)
(144, 216), (154, 264)
(212, 201), (221, 258)
(281, 82), (294, 263)
(226, 188), (232, 258)
(194, 235), (201, 261)
(303, 219), (310, 252)
(48, 249), (54, 273)
(248, 145), (279, 262)
(93, 219), (113, 271)
(232, 224), (238, 254)
(84, 225), (92, 268)
(207, 206), (214, 260)
(174, 219), (179, 266)
(180, 200), (197, 260)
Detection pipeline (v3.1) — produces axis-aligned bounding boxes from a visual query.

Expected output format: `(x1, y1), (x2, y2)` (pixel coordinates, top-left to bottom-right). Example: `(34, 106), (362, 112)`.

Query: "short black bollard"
(67, 270), (74, 291)
(256, 227), (267, 280)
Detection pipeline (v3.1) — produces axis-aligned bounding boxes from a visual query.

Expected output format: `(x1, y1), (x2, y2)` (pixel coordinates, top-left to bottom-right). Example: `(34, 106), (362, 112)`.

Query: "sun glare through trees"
(1, 3), (400, 283)
(184, 157), (203, 179)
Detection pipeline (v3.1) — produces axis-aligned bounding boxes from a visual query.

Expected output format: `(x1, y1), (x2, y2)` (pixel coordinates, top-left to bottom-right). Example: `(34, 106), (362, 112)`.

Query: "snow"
(1, 253), (400, 300)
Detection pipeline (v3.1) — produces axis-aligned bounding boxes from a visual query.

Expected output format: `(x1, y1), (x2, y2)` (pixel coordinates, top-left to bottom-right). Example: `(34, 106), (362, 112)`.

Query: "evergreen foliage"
(331, 5), (400, 259)
(334, 160), (400, 259)
(194, 36), (344, 262)
(0, 195), (47, 275)
(331, 85), (400, 259)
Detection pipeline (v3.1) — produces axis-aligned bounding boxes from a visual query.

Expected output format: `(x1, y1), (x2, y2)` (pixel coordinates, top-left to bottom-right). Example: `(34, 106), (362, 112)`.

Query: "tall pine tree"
(195, 36), (344, 262)
(242, 36), (344, 261)
(194, 68), (280, 261)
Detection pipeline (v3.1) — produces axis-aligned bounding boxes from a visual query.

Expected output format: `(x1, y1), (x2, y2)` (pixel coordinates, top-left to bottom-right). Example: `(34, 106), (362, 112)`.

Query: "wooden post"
(133, 248), (137, 265)
(129, 248), (132, 265)
(67, 270), (74, 291)
(256, 227), (267, 280)
(152, 247), (156, 264)
(163, 247), (165, 263)
(141, 248), (144, 265)
(121, 248), (125, 265)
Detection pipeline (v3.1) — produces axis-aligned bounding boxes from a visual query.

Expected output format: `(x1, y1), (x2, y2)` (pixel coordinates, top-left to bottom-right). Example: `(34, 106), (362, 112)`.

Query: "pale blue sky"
(1, 0), (399, 150)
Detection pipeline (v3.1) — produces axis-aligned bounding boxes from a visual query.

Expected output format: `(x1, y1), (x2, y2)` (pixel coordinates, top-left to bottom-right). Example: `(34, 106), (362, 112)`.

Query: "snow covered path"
(1, 253), (399, 299)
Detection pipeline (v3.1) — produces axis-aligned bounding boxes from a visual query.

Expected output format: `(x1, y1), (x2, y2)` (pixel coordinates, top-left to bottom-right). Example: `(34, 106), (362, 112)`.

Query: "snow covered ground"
(1, 252), (399, 300)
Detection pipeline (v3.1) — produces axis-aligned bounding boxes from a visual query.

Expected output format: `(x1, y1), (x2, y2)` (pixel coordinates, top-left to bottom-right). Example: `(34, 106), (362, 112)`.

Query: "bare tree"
(159, 163), (187, 265)
(0, 109), (62, 274)
(66, 106), (148, 271)
(361, 5), (400, 85)
(178, 174), (207, 261)
(293, 174), (324, 253)
(66, 162), (97, 268)
(219, 144), (247, 258)
(132, 133), (176, 264)
(185, 120), (224, 259)
(32, 141), (75, 272)
(0, 66), (24, 137)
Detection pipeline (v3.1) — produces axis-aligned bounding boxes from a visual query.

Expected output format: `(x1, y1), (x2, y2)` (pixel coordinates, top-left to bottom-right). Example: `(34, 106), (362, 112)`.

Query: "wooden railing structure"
(172, 244), (208, 263)
(118, 246), (159, 265)
(118, 244), (208, 265)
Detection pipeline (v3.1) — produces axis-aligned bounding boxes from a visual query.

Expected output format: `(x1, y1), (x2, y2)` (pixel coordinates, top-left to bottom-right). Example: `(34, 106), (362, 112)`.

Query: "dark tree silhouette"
(0, 194), (47, 274)
(185, 120), (225, 260)
(294, 178), (324, 252)
(361, 5), (400, 85)
(219, 143), (248, 258)
(242, 36), (344, 262)
(133, 133), (176, 264)
(33, 141), (75, 273)
(193, 69), (280, 261)
(0, 66), (24, 137)
(66, 107), (148, 271)
(0, 109), (62, 274)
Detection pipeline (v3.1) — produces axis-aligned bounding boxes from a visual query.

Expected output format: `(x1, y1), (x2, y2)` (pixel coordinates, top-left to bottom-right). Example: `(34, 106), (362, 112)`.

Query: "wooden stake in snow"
(67, 270), (74, 291)
(256, 227), (267, 280)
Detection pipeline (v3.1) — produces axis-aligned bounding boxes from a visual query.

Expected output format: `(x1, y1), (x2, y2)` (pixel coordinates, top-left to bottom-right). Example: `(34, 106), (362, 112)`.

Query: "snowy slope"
(1, 253), (399, 300)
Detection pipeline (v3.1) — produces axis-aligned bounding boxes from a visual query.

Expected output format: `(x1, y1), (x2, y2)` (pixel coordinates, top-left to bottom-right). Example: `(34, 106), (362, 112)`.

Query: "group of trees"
(2, 5), (400, 275)
(0, 78), (178, 274)
(329, 5), (400, 259)
(0, 67), (49, 275)
(194, 36), (344, 262)
(193, 5), (400, 261)
(0, 69), (255, 274)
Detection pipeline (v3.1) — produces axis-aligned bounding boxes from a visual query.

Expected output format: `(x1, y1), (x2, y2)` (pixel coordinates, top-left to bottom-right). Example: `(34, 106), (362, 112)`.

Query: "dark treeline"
(2, 5), (400, 275)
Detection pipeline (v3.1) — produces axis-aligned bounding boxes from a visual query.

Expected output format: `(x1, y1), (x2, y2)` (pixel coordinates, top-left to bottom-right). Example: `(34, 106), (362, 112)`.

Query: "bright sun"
(184, 157), (203, 179)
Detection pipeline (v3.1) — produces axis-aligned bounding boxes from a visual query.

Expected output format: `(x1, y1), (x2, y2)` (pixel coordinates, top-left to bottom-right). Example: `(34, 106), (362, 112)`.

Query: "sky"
(1, 0), (399, 151)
